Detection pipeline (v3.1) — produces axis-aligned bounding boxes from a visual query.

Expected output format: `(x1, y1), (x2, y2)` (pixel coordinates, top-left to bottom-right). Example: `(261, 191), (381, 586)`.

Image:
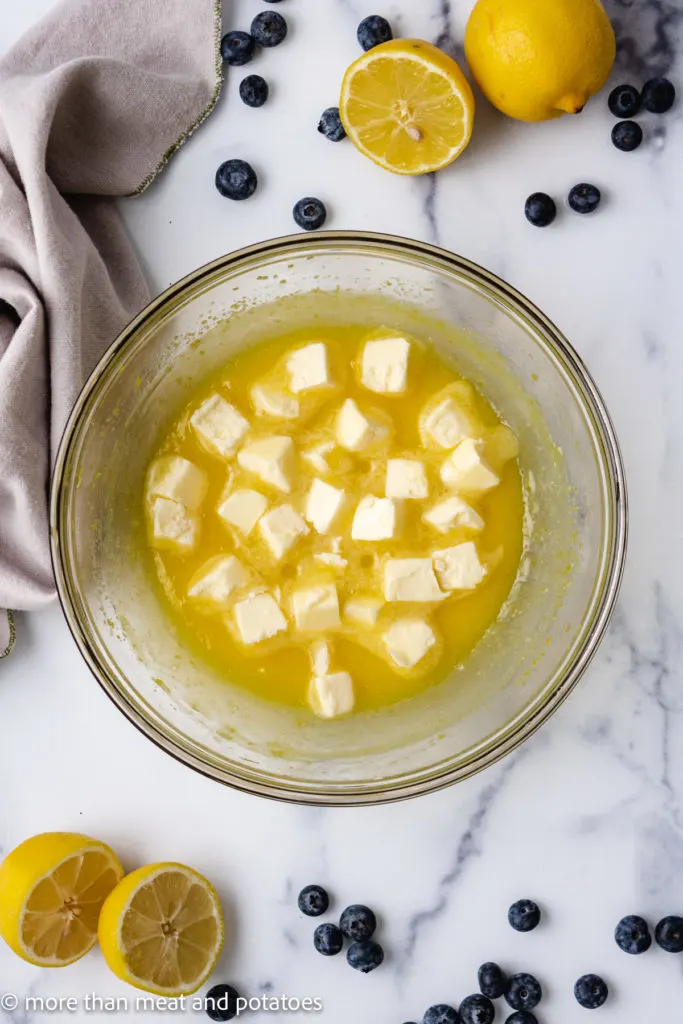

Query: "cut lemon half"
(0, 832), (124, 967)
(98, 863), (224, 996)
(340, 39), (475, 175)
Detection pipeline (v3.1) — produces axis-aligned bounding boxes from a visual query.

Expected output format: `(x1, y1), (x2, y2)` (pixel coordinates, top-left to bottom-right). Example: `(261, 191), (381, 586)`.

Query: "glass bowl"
(51, 232), (627, 805)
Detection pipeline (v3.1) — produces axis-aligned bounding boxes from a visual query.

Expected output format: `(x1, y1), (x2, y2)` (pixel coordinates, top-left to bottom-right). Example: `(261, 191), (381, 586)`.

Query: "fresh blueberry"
(608, 84), (641, 118)
(655, 915), (683, 953)
(458, 994), (495, 1024)
(357, 15), (393, 51)
(478, 962), (506, 1000)
(508, 899), (541, 932)
(505, 974), (542, 1012)
(318, 107), (347, 142)
(297, 884), (330, 917)
(346, 938), (384, 973)
(423, 1006), (460, 1024)
(568, 183), (601, 215)
(239, 75), (269, 108)
(612, 120), (643, 152)
(251, 11), (288, 47)
(524, 193), (557, 227)
(505, 1015), (537, 1024)
(340, 905), (377, 942)
(314, 923), (344, 956)
(215, 160), (258, 201)
(205, 984), (241, 1022)
(574, 974), (608, 1009)
(220, 31), (255, 67)
(615, 915), (652, 954)
(293, 197), (327, 231)
(641, 77), (676, 113)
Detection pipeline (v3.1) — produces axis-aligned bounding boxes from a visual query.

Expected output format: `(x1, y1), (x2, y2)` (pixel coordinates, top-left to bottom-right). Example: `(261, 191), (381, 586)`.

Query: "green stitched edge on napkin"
(131, 0), (224, 197)
(0, 610), (16, 659)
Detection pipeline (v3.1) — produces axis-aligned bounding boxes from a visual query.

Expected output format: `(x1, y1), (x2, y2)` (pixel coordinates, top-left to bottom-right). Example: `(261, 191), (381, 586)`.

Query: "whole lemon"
(465, 0), (616, 122)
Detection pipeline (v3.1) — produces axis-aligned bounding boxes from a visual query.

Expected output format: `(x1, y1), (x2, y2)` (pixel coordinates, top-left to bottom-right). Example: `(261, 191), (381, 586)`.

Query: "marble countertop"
(2, 0), (683, 1020)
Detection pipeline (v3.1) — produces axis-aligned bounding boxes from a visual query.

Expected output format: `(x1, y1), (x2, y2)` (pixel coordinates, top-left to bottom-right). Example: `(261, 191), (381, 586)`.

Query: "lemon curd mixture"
(143, 326), (525, 719)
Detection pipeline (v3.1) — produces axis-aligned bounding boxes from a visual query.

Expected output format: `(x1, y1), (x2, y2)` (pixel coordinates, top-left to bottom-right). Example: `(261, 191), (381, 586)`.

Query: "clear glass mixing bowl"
(51, 233), (627, 805)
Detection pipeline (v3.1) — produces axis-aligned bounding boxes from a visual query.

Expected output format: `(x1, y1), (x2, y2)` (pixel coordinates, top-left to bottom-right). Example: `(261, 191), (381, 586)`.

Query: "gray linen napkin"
(0, 0), (223, 658)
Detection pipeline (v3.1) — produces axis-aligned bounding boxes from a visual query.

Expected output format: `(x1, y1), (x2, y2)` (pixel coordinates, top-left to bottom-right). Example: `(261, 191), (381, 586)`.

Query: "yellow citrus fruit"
(98, 863), (224, 996)
(340, 39), (475, 175)
(0, 832), (124, 967)
(464, 0), (616, 122)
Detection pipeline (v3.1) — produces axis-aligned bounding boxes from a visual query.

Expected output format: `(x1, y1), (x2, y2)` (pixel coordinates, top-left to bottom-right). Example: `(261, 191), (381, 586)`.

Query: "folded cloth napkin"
(0, 0), (222, 658)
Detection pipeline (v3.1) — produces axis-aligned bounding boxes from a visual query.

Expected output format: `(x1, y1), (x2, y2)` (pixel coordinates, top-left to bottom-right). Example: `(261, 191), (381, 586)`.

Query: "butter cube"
(147, 456), (208, 511)
(423, 496), (485, 534)
(190, 394), (249, 458)
(384, 559), (444, 602)
(433, 541), (486, 591)
(305, 479), (346, 534)
(149, 497), (199, 552)
(361, 337), (410, 394)
(292, 582), (341, 631)
(286, 343), (331, 393)
(302, 440), (351, 476)
(188, 555), (248, 605)
(351, 496), (398, 541)
(308, 671), (355, 719)
(259, 504), (309, 560)
(386, 459), (429, 500)
(251, 383), (300, 420)
(238, 436), (297, 493)
(441, 438), (500, 494)
(336, 399), (388, 452)
(310, 640), (332, 676)
(384, 619), (436, 669)
(422, 395), (476, 449)
(343, 596), (383, 627)
(217, 488), (268, 536)
(233, 591), (288, 645)
(315, 552), (348, 569)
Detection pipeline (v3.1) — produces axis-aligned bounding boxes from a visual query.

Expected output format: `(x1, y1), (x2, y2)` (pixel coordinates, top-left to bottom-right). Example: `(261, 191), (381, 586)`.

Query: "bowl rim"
(50, 230), (628, 806)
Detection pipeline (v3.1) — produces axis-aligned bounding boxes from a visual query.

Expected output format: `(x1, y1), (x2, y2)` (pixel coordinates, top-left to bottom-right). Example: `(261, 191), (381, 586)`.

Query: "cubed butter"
(385, 458), (429, 500)
(238, 435), (297, 493)
(315, 552), (348, 569)
(217, 488), (268, 536)
(190, 394), (249, 458)
(233, 591), (288, 645)
(310, 639), (332, 676)
(351, 496), (398, 541)
(361, 337), (410, 394)
(188, 555), (248, 605)
(441, 438), (500, 494)
(291, 581), (341, 631)
(304, 478), (346, 534)
(384, 559), (444, 602)
(251, 383), (300, 420)
(422, 395), (476, 449)
(433, 541), (486, 591)
(423, 495), (485, 534)
(335, 399), (388, 452)
(149, 497), (200, 551)
(286, 343), (331, 393)
(147, 456), (208, 511)
(308, 671), (355, 719)
(384, 619), (436, 669)
(343, 596), (383, 627)
(258, 504), (309, 560)
(302, 440), (351, 476)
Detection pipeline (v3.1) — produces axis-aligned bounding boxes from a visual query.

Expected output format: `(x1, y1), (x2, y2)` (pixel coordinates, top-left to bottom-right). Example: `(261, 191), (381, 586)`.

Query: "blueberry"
(423, 1006), (460, 1024)
(357, 15), (393, 51)
(568, 183), (601, 215)
(524, 193), (556, 227)
(205, 984), (240, 1022)
(505, 974), (542, 1012)
(220, 31), (255, 67)
(608, 84), (641, 118)
(293, 197), (327, 231)
(318, 107), (347, 142)
(251, 11), (287, 47)
(612, 120), (643, 152)
(215, 160), (258, 201)
(239, 75), (269, 108)
(642, 77), (676, 113)
(340, 905), (377, 942)
(505, 1015), (537, 1024)
(297, 884), (329, 917)
(459, 994), (495, 1024)
(655, 915), (683, 953)
(314, 923), (343, 956)
(574, 974), (608, 1010)
(615, 915), (652, 954)
(508, 899), (541, 932)
(346, 938), (384, 973)
(478, 962), (506, 1000)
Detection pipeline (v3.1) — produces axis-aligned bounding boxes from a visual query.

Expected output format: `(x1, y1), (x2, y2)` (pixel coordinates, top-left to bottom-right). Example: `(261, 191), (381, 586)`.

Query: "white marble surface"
(2, 0), (683, 1021)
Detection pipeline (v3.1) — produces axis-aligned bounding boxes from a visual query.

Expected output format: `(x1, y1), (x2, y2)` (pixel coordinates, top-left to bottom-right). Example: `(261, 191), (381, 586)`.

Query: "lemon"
(98, 863), (224, 996)
(340, 39), (475, 175)
(465, 0), (616, 122)
(0, 832), (124, 967)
